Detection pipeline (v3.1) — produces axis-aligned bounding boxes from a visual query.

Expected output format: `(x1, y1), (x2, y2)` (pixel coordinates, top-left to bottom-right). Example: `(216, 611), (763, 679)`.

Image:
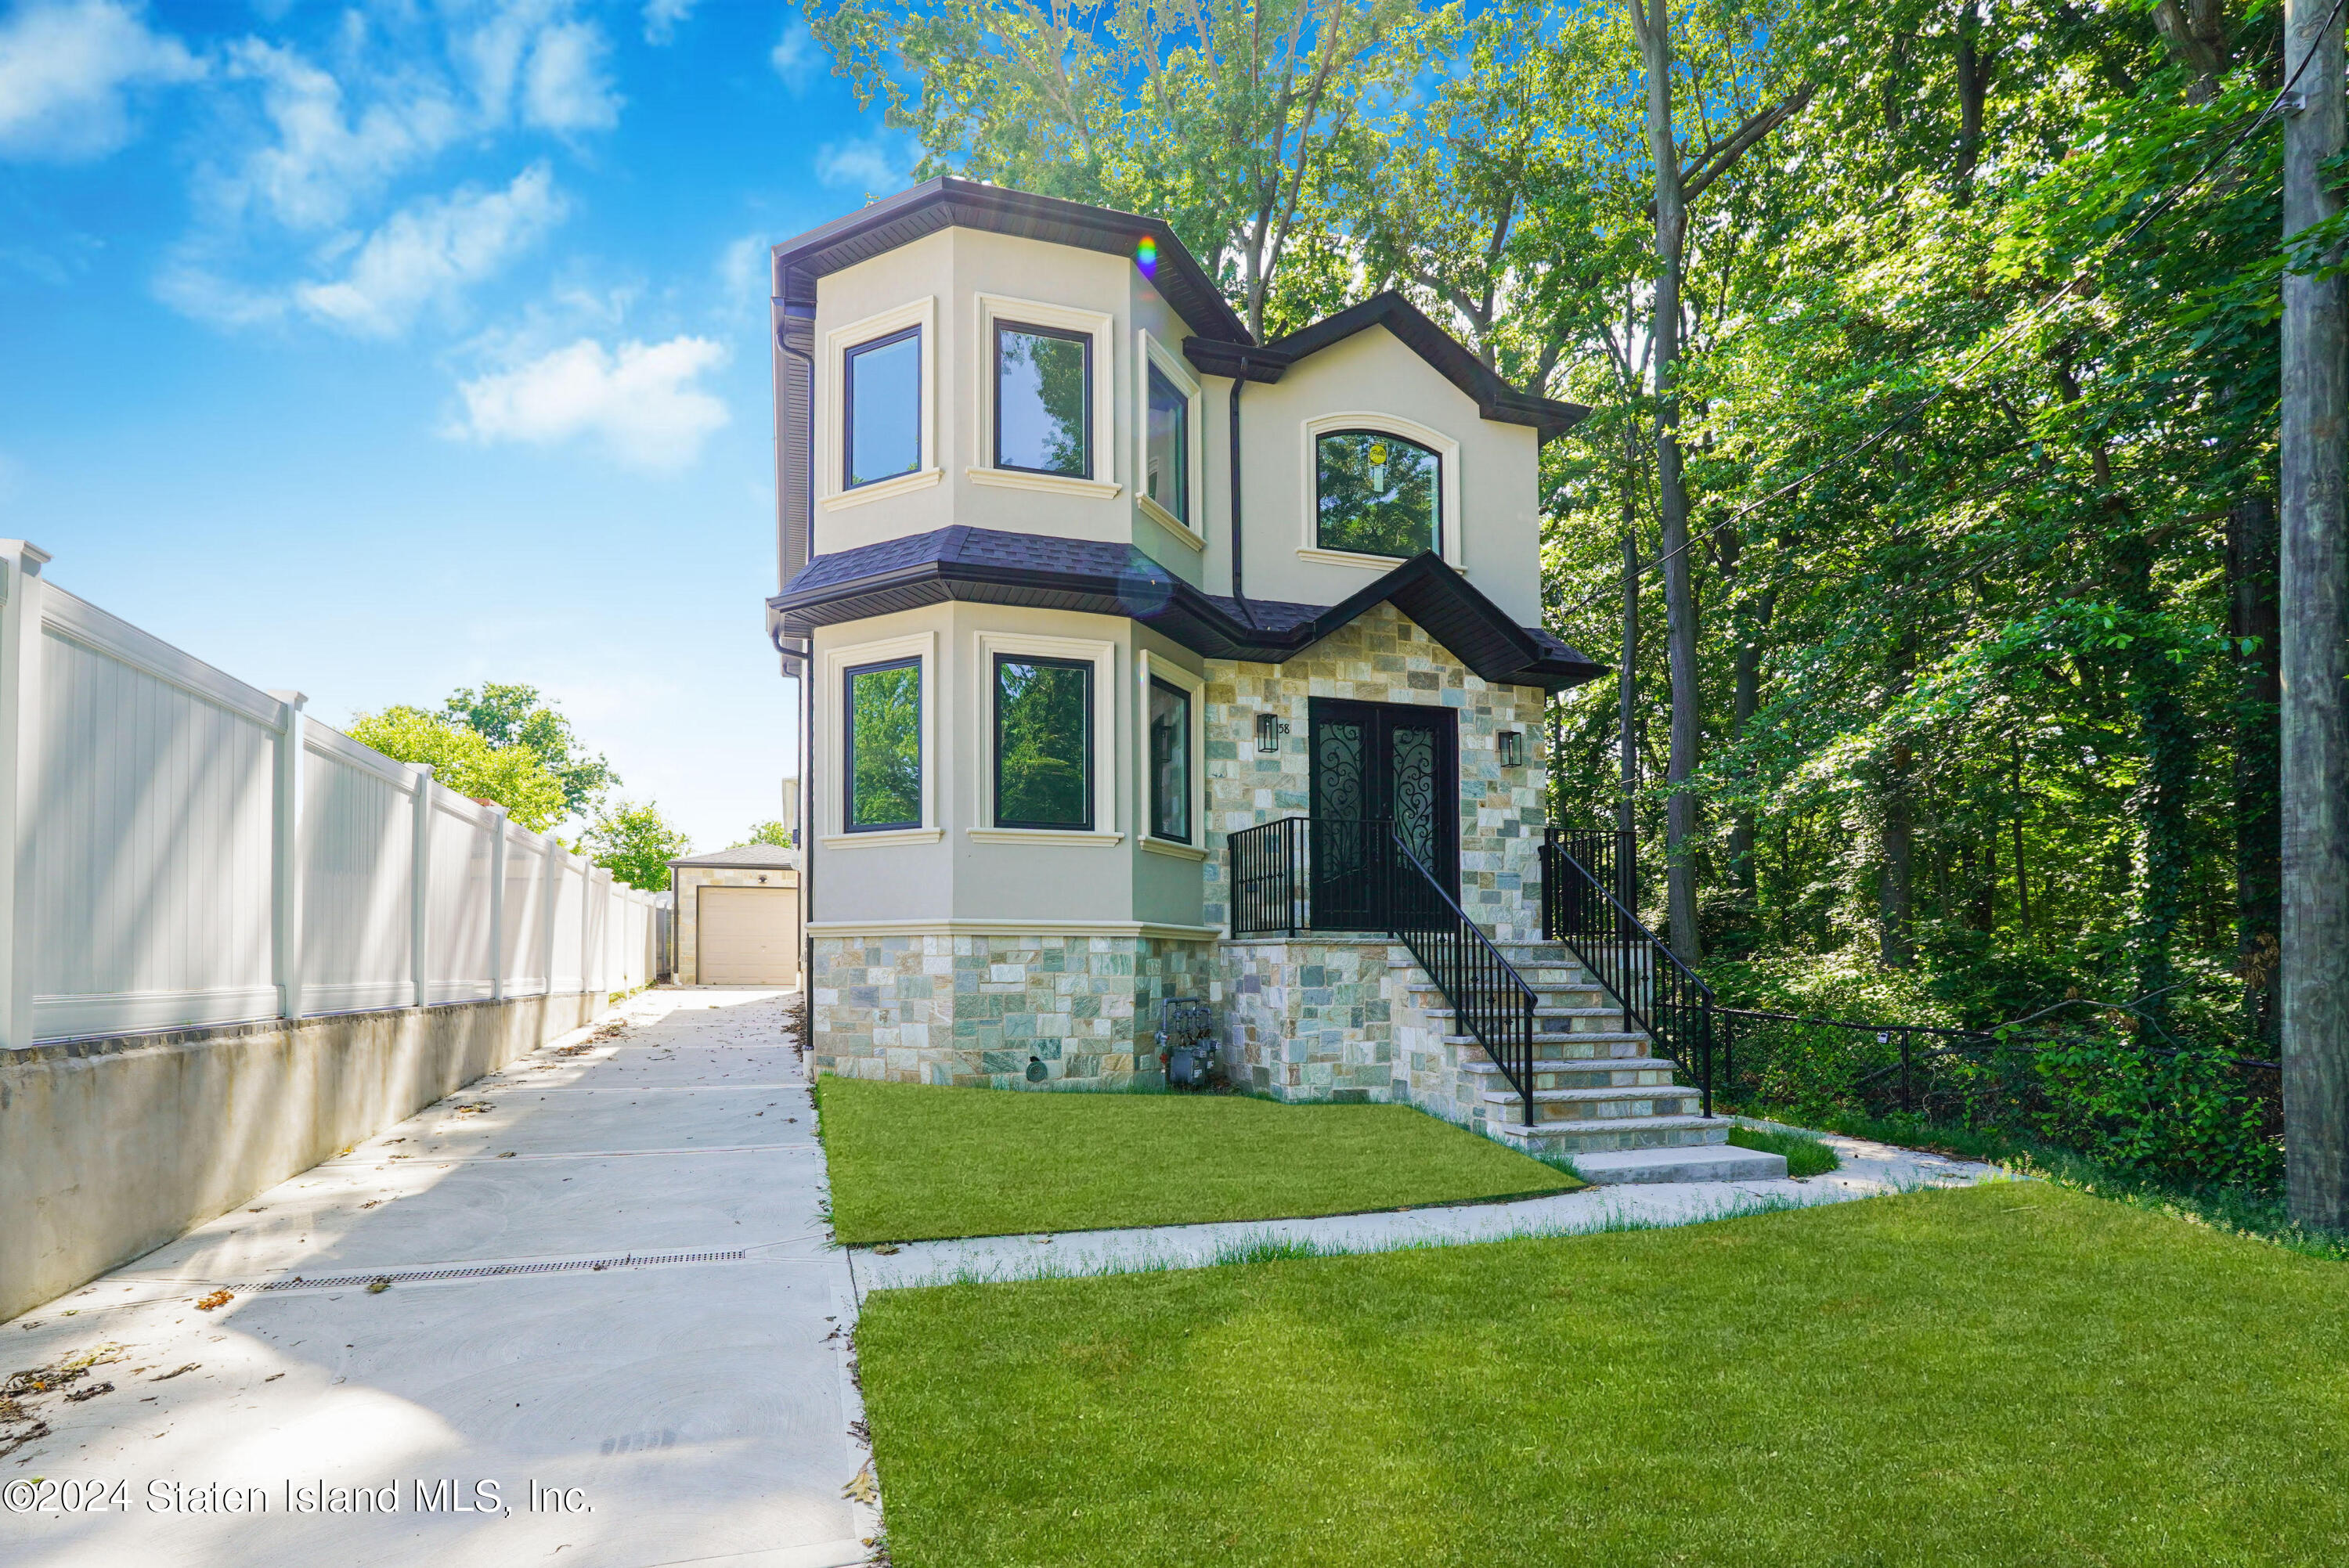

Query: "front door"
(1308, 697), (1458, 928)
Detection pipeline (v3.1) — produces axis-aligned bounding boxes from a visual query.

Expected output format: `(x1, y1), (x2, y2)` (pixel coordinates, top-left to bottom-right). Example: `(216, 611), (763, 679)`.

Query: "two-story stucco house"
(763, 178), (1732, 1160)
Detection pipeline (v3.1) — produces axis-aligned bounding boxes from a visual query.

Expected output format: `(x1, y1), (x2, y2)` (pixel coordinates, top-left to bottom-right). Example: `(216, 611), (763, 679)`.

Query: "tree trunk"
(2282, 0), (2349, 1230)
(1879, 634), (1916, 968)
(2012, 734), (2032, 940)
(1639, 0), (1703, 965)
(2230, 495), (2283, 1046)
(1727, 583), (1777, 903)
(1954, 2), (1990, 196)
(2116, 531), (2194, 1026)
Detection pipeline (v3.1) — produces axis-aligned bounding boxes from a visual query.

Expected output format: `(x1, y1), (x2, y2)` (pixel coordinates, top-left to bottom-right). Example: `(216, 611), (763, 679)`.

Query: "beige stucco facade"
(781, 186), (1593, 1102)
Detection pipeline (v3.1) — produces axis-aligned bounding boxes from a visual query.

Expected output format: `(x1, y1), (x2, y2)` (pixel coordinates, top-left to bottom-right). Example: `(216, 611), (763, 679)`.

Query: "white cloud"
(718, 234), (766, 315)
(522, 19), (618, 132)
(0, 0), (201, 161)
(294, 164), (567, 337)
(770, 20), (818, 91)
(814, 135), (911, 193)
(451, 336), (731, 470)
(643, 0), (697, 45)
(206, 38), (466, 232)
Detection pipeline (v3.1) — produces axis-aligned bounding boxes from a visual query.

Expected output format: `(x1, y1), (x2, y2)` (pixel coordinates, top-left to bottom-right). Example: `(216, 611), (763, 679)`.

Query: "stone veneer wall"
(812, 932), (1216, 1088)
(1198, 604), (1550, 941)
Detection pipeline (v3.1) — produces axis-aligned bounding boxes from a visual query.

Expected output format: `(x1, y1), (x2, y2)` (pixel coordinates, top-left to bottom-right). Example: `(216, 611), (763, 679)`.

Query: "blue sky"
(0, 0), (918, 850)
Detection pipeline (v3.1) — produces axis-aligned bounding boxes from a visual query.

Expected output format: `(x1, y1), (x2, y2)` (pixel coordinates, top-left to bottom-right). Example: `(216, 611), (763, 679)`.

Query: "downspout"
(1228, 370), (1253, 628)
(773, 294), (819, 1038)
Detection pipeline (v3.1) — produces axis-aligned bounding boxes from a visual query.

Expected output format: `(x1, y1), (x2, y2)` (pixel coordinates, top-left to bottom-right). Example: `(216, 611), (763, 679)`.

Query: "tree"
(1627, 0), (1814, 963)
(442, 683), (618, 820)
(585, 802), (694, 891)
(810, 0), (1434, 336)
(734, 820), (796, 848)
(347, 707), (568, 831)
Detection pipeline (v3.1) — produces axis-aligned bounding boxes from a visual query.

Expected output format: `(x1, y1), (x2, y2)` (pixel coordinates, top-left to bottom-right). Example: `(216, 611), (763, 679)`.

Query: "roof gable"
(1185, 292), (1587, 442)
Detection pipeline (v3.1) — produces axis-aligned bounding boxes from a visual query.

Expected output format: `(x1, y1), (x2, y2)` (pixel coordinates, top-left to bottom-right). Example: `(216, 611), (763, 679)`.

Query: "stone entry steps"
(1397, 942), (1732, 1159)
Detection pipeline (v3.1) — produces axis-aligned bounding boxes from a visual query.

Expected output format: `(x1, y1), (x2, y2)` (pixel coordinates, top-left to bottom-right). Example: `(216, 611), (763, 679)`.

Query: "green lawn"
(1728, 1120), (1842, 1177)
(854, 1183), (2349, 1566)
(814, 1076), (1581, 1243)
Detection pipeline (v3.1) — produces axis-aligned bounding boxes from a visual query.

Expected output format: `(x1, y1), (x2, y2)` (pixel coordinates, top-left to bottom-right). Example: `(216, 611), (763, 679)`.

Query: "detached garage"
(668, 845), (800, 987)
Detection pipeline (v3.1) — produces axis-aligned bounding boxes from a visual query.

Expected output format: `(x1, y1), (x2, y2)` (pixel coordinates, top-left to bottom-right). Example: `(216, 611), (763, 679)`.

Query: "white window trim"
(972, 629), (1120, 843)
(972, 292), (1121, 499)
(822, 630), (941, 849)
(1297, 410), (1464, 572)
(822, 297), (940, 511)
(1138, 650), (1205, 852)
(1135, 330), (1207, 550)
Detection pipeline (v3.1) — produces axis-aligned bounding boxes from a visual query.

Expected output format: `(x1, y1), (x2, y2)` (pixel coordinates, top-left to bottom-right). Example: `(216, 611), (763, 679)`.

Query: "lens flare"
(1135, 234), (1158, 279)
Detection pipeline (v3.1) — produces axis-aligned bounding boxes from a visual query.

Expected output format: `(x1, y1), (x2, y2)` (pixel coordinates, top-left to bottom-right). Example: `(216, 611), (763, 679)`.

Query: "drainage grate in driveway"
(236, 1250), (749, 1292)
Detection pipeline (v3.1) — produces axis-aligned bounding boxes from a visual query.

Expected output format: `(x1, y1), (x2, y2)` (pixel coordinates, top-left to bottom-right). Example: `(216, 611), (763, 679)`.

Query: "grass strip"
(816, 1076), (1581, 1243)
(1726, 1121), (1842, 1177)
(857, 1182), (2349, 1567)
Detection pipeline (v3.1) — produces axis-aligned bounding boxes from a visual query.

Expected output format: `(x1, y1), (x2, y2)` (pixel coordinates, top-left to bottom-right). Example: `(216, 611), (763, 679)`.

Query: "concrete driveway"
(0, 988), (873, 1568)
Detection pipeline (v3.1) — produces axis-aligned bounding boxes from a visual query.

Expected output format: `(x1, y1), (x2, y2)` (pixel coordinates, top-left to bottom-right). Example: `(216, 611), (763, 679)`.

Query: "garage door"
(698, 886), (799, 986)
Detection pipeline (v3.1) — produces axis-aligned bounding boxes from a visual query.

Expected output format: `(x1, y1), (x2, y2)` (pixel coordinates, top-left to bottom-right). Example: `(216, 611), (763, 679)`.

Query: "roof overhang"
(771, 176), (1250, 346)
(769, 528), (1605, 691)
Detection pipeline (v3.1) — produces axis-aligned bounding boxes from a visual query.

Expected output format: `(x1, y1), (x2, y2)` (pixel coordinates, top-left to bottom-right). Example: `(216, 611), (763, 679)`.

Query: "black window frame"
(842, 324), (922, 491)
(842, 656), (922, 832)
(1313, 427), (1443, 559)
(991, 320), (1094, 478)
(1147, 675), (1192, 845)
(991, 651), (1094, 831)
(1145, 362), (1190, 525)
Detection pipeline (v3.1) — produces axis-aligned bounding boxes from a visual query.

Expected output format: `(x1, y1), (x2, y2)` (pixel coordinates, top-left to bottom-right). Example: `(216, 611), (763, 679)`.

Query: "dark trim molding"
(770, 528), (1606, 691)
(773, 177), (1250, 346)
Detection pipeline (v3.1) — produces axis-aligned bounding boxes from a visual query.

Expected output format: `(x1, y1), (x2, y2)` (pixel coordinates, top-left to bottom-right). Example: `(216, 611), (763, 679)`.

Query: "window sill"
(1297, 545), (1464, 574)
(965, 827), (1124, 848)
(1140, 835), (1208, 862)
(821, 827), (947, 849)
(967, 467), (1121, 501)
(1138, 493), (1206, 550)
(821, 467), (943, 510)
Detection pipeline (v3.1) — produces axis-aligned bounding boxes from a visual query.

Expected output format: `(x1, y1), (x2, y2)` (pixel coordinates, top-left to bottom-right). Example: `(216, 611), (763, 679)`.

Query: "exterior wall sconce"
(1497, 730), (1525, 768)
(1255, 712), (1290, 754)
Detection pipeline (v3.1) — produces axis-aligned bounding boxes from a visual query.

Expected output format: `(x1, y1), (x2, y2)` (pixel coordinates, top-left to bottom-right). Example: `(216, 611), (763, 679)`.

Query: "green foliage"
(847, 662), (922, 827)
(735, 820), (796, 848)
(584, 801), (692, 891)
(993, 658), (1088, 826)
(442, 683), (619, 818)
(347, 706), (567, 831)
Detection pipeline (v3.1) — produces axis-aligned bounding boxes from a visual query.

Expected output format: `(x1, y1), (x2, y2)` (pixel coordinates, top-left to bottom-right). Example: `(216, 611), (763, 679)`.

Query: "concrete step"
(1571, 1144), (1788, 1184)
(1489, 1114), (1729, 1155)
(1481, 1083), (1705, 1123)
(1435, 1030), (1652, 1057)
(1462, 1057), (1683, 1090)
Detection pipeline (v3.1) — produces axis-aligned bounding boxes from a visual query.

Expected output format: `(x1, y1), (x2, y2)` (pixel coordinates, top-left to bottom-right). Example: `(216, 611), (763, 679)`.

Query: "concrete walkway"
(1, 988), (872, 1568)
(850, 1123), (2009, 1292)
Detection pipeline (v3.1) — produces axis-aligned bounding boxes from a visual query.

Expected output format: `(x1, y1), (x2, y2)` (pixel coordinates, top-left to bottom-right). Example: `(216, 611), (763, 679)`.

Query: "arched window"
(1315, 429), (1440, 558)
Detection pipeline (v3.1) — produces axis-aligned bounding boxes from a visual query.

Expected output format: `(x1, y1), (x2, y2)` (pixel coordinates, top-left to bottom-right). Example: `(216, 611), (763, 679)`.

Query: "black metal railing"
(1227, 816), (1538, 1126)
(1539, 825), (1716, 1116)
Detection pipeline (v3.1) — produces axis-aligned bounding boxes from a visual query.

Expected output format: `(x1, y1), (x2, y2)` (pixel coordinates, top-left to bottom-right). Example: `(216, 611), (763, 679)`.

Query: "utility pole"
(2281, 0), (2349, 1230)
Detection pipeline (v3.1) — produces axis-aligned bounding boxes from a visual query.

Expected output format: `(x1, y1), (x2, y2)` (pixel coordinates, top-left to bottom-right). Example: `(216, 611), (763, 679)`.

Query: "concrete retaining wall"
(0, 990), (605, 1323)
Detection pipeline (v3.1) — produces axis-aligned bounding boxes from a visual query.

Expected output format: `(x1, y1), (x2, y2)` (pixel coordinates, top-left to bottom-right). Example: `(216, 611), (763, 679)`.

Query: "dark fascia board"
(1189, 292), (1590, 443)
(772, 177), (1250, 345)
(769, 538), (1605, 690)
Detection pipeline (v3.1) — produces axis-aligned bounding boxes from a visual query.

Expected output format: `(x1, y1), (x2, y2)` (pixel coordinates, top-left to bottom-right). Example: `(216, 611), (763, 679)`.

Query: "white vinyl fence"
(0, 541), (662, 1048)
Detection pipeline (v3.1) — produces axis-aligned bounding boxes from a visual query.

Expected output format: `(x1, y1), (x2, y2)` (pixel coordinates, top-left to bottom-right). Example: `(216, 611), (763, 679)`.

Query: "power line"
(1564, 14), (2349, 617)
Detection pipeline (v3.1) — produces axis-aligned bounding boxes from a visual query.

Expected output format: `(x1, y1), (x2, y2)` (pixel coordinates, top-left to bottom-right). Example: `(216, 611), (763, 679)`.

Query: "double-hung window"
(993, 654), (1092, 830)
(1144, 364), (1189, 525)
(1146, 676), (1190, 843)
(843, 658), (922, 830)
(843, 326), (922, 489)
(1315, 429), (1441, 558)
(994, 323), (1092, 478)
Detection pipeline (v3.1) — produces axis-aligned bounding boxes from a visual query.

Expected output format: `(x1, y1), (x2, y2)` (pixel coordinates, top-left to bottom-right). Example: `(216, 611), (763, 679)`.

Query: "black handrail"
(1227, 816), (1539, 1126)
(1540, 825), (1716, 1116)
(1385, 831), (1539, 1132)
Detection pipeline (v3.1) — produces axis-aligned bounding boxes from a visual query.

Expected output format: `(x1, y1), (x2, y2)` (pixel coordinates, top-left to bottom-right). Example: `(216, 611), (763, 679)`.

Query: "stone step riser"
(1496, 1123), (1727, 1155)
(1514, 1097), (1705, 1126)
